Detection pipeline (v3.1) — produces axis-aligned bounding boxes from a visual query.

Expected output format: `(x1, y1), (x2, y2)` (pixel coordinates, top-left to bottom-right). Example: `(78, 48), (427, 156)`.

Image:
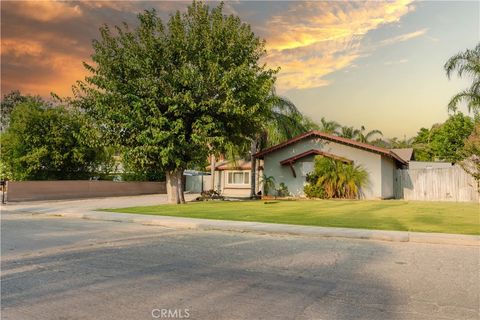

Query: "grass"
(103, 200), (480, 235)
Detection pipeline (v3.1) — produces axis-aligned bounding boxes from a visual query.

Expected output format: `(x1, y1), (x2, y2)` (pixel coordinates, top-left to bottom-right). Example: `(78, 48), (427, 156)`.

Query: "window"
(227, 171), (250, 185)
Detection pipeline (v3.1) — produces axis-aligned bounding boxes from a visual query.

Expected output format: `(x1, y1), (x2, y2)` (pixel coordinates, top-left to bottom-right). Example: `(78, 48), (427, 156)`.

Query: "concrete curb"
(43, 211), (480, 246)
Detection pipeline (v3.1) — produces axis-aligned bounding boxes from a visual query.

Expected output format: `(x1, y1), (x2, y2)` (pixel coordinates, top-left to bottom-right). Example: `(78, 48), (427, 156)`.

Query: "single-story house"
(254, 130), (410, 199)
(185, 158), (263, 197)
(210, 159), (263, 197)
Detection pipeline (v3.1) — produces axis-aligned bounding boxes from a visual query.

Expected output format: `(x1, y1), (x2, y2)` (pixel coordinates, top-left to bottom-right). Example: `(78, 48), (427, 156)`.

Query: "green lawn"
(103, 200), (480, 235)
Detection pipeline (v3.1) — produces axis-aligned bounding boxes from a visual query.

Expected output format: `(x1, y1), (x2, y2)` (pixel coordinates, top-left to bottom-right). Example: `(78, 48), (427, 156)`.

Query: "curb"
(42, 211), (480, 247)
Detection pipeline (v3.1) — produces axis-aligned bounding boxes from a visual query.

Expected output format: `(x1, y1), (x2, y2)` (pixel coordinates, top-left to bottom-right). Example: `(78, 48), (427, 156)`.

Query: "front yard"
(103, 200), (480, 235)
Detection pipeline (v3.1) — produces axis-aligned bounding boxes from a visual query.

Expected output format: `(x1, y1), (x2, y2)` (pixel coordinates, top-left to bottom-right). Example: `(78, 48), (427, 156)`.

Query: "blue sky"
(1, 1), (478, 138)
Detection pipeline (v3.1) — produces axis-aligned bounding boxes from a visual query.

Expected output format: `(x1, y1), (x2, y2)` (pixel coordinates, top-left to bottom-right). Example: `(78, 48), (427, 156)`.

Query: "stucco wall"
(263, 137), (384, 199)
(7, 180), (166, 202)
(381, 157), (396, 199)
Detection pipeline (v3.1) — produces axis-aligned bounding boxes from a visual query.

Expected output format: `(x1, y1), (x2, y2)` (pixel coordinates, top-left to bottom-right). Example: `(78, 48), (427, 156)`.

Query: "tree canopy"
(413, 113), (474, 162)
(76, 2), (277, 203)
(1, 99), (108, 180)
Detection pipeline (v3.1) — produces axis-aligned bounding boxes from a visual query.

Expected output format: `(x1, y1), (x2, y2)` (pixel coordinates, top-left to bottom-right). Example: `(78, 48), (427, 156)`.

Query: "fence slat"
(395, 166), (479, 202)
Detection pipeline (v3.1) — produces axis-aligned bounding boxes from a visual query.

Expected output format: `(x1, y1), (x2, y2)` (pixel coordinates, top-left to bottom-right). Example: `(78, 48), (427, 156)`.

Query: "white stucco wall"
(381, 157), (396, 199)
(262, 137), (387, 199)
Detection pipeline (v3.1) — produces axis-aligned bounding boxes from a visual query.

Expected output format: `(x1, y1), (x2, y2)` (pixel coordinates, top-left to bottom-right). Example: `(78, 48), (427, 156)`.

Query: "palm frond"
(444, 43), (480, 79)
(448, 89), (480, 113)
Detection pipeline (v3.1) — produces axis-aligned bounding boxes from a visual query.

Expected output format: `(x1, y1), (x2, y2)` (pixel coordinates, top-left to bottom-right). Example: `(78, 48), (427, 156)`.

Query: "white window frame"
(226, 170), (250, 187)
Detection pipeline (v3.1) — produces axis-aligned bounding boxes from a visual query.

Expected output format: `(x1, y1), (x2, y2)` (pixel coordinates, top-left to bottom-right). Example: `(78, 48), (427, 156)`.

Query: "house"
(208, 158), (263, 197)
(185, 158), (263, 197)
(254, 130), (409, 199)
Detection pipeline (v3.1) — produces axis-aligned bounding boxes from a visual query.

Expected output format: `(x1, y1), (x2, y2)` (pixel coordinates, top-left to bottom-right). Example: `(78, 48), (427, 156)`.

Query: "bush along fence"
(395, 165), (479, 202)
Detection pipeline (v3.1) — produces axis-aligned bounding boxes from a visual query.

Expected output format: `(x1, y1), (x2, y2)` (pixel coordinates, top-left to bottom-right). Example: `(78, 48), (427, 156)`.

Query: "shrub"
(304, 183), (325, 199)
(197, 189), (224, 201)
(261, 175), (276, 196)
(276, 182), (290, 197)
(304, 156), (368, 199)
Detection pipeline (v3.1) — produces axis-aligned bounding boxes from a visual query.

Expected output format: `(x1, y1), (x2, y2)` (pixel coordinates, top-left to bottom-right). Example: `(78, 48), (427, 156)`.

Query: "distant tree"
(0, 90), (43, 132)
(1, 100), (108, 180)
(444, 43), (480, 115)
(339, 126), (359, 139)
(369, 138), (390, 149)
(387, 136), (414, 148)
(319, 117), (341, 134)
(429, 113), (474, 162)
(355, 125), (383, 143)
(75, 3), (277, 203)
(412, 127), (436, 161)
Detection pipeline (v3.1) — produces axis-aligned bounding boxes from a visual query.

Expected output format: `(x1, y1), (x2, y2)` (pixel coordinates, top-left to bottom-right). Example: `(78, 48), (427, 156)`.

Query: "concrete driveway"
(3, 193), (199, 215)
(2, 209), (479, 320)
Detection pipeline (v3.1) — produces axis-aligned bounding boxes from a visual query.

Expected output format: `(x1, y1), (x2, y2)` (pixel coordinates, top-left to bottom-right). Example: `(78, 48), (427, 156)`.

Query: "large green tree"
(76, 3), (277, 203)
(1, 100), (108, 180)
(444, 43), (480, 115)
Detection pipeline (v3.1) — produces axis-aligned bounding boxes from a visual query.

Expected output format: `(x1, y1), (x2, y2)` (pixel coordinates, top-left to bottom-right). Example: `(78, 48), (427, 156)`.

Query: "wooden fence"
(395, 165), (479, 202)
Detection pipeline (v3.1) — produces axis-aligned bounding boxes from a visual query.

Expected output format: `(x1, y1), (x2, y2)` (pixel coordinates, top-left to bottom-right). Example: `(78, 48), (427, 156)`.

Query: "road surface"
(2, 211), (479, 320)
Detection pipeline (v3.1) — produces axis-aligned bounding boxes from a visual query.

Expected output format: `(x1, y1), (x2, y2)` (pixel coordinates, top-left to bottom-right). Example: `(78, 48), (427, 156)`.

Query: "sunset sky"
(1, 1), (478, 137)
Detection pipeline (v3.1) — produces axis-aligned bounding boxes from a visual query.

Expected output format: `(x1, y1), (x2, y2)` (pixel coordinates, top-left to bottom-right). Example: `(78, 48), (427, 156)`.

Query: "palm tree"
(305, 156), (368, 199)
(444, 43), (480, 114)
(260, 175), (276, 196)
(339, 126), (360, 139)
(249, 95), (314, 197)
(263, 96), (310, 147)
(355, 125), (383, 143)
(319, 117), (341, 135)
(386, 136), (414, 148)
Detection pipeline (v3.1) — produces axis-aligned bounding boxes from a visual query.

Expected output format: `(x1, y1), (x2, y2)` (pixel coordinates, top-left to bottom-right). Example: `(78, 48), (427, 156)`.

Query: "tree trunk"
(210, 154), (216, 191)
(166, 169), (186, 204)
(250, 139), (257, 198)
(255, 158), (260, 196)
(166, 171), (178, 204)
(176, 169), (186, 204)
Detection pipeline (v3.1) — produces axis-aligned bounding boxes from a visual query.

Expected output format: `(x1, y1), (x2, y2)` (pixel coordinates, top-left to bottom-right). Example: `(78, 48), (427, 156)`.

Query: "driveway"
(1, 210), (479, 320)
(3, 193), (199, 215)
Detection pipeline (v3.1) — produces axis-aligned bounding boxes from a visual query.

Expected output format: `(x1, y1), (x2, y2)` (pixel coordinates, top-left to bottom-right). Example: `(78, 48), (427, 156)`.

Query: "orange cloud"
(1, 36), (87, 97)
(1, 0), (420, 97)
(263, 0), (416, 91)
(10, 1), (83, 22)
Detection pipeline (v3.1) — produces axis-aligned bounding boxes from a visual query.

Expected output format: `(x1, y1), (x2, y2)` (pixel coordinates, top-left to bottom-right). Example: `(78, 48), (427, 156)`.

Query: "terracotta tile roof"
(280, 149), (352, 165)
(206, 159), (263, 171)
(253, 130), (408, 165)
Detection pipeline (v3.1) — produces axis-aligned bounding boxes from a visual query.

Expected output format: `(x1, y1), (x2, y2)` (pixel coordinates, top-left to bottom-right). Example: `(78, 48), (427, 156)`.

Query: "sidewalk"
(4, 196), (478, 246)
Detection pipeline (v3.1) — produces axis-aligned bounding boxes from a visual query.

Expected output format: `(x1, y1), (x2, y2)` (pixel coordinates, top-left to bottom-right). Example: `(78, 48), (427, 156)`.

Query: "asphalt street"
(2, 212), (479, 320)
